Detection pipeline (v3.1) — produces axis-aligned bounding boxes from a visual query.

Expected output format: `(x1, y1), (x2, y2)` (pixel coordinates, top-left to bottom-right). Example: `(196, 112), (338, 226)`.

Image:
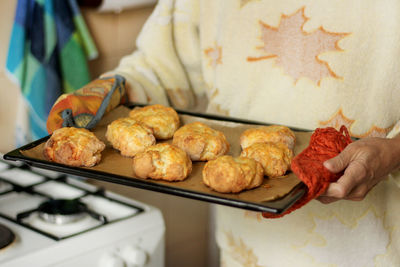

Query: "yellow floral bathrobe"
(110, 0), (400, 266)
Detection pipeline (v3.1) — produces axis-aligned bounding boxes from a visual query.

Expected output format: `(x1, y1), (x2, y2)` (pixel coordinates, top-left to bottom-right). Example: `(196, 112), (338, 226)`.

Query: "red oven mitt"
(47, 75), (127, 134)
(263, 126), (353, 219)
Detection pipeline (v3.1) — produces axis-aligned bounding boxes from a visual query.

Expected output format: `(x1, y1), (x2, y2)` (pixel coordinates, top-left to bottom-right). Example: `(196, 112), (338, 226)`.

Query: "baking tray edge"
(3, 103), (308, 214)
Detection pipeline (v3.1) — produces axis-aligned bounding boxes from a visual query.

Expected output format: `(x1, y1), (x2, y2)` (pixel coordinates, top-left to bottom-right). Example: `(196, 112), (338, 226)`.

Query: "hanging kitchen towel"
(6, 0), (98, 141)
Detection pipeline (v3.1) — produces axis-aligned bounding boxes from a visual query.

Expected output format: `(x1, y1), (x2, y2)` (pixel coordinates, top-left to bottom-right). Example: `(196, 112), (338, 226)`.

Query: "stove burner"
(37, 199), (107, 225)
(0, 223), (15, 249)
(38, 199), (87, 224)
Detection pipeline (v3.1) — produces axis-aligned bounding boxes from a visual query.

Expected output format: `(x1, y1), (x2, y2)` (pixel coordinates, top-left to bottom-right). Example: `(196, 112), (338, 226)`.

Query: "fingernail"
(323, 160), (332, 169)
(331, 184), (346, 198)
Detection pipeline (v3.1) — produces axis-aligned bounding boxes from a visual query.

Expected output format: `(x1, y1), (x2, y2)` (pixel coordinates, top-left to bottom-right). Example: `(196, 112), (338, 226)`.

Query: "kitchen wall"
(0, 1), (216, 266)
(0, 0), (19, 154)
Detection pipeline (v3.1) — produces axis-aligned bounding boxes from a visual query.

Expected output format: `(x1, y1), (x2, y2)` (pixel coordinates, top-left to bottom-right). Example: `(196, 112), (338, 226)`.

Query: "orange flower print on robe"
(204, 44), (223, 68)
(319, 108), (393, 138)
(248, 7), (348, 86)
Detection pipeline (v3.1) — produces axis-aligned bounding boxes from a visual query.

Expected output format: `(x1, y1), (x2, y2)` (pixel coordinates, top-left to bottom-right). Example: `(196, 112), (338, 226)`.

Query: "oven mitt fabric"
(47, 75), (127, 134)
(263, 126), (353, 218)
(6, 0), (98, 140)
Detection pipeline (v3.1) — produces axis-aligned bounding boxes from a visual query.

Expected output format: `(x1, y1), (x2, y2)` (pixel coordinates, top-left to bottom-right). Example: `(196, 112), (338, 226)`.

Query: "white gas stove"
(0, 160), (165, 267)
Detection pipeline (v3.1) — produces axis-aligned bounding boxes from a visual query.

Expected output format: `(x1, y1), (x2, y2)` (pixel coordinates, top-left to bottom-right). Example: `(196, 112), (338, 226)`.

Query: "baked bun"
(240, 142), (293, 178)
(240, 125), (295, 150)
(129, 104), (180, 139)
(106, 117), (156, 157)
(202, 155), (264, 193)
(133, 143), (192, 181)
(172, 122), (229, 161)
(43, 127), (105, 167)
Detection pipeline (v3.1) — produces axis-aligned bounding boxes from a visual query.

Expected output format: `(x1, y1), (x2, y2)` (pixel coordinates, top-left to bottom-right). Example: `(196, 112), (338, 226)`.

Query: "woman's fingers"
(321, 160), (368, 199)
(323, 148), (351, 173)
(343, 183), (369, 201)
(317, 137), (400, 204)
(316, 195), (339, 204)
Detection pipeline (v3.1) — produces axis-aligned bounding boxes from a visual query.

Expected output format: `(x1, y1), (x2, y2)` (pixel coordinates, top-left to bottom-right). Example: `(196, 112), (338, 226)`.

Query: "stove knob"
(98, 252), (125, 267)
(120, 245), (147, 267)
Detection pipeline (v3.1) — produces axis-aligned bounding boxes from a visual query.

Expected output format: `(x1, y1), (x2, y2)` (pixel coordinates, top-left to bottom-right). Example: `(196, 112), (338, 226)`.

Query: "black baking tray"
(3, 104), (307, 214)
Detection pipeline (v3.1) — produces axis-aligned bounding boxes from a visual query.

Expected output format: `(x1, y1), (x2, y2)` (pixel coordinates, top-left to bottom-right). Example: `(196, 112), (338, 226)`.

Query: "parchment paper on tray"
(20, 105), (312, 208)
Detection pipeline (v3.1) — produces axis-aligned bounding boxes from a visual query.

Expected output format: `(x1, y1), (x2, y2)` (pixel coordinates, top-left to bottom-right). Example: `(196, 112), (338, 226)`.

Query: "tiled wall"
(0, 1), (216, 266)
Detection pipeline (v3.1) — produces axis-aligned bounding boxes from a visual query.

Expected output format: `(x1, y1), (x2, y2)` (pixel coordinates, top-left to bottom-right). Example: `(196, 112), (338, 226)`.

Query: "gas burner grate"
(0, 163), (144, 241)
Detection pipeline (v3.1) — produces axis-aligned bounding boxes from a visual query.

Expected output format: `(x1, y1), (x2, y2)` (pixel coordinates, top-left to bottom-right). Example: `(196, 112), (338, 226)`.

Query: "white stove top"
(0, 160), (165, 267)
(0, 166), (144, 239)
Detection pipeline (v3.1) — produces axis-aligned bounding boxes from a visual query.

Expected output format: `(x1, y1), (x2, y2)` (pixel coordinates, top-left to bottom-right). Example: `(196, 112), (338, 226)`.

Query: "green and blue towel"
(6, 0), (98, 141)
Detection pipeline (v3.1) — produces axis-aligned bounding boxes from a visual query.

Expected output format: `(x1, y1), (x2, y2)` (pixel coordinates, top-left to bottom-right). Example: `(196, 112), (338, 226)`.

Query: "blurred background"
(0, 1), (217, 266)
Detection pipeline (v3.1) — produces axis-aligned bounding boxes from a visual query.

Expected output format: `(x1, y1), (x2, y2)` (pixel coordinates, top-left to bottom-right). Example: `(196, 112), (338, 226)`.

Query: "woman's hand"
(317, 136), (400, 204)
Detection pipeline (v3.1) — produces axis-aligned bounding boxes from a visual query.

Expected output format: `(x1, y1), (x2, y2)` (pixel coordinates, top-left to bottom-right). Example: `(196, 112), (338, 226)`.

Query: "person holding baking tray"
(47, 0), (400, 266)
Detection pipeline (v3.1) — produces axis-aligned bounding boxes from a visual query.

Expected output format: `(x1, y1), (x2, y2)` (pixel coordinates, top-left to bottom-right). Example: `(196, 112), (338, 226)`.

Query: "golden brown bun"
(43, 127), (105, 167)
(202, 155), (264, 193)
(172, 122), (230, 161)
(240, 125), (296, 150)
(106, 117), (156, 157)
(133, 143), (192, 181)
(240, 142), (293, 178)
(129, 104), (180, 139)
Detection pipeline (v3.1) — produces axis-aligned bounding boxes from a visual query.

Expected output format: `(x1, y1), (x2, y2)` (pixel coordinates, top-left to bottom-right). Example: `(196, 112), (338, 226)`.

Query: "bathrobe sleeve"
(108, 0), (206, 110)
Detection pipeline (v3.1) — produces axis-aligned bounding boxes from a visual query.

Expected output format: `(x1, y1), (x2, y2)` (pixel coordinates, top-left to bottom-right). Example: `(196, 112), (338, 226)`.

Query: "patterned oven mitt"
(47, 75), (127, 134)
